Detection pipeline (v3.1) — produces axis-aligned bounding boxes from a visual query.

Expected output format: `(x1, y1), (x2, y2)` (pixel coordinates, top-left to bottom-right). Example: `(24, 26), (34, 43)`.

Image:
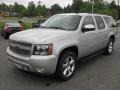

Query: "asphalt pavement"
(0, 34), (120, 90)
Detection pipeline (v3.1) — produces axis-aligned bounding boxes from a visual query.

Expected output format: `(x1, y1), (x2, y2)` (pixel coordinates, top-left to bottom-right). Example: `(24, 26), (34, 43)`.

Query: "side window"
(95, 16), (105, 30)
(104, 16), (116, 28)
(82, 16), (95, 32)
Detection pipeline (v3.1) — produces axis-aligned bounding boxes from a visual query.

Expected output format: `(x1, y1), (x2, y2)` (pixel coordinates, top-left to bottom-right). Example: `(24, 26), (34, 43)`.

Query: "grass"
(0, 17), (19, 20)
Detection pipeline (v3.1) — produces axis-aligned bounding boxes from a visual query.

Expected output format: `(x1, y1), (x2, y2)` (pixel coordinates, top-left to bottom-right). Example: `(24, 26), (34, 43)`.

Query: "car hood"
(10, 28), (73, 44)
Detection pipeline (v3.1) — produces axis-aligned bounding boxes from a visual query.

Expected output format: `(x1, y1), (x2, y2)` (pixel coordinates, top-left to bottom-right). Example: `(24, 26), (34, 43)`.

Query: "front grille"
(9, 40), (32, 56)
(10, 40), (32, 47)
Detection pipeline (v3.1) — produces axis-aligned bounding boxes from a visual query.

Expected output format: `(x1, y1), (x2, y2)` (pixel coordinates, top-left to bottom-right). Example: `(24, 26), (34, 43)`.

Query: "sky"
(0, 0), (73, 8)
(0, 0), (116, 8)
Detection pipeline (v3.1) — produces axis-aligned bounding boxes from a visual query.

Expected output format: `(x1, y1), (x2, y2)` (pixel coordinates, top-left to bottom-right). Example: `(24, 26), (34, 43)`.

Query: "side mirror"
(82, 24), (95, 33)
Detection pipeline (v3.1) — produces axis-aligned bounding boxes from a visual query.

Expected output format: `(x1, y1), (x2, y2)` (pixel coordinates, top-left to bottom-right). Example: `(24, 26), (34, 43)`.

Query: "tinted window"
(82, 16), (95, 30)
(104, 16), (116, 28)
(95, 16), (105, 29)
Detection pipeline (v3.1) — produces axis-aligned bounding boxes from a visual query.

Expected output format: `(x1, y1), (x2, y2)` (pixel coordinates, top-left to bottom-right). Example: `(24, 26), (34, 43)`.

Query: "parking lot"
(0, 34), (120, 90)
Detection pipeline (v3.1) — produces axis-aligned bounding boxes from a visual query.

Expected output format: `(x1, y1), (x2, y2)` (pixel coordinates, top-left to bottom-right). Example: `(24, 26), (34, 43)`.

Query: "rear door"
(93, 15), (107, 50)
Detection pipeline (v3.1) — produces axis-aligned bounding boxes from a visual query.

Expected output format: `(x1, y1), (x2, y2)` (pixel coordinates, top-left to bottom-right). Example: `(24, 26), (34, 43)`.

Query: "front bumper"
(7, 47), (58, 74)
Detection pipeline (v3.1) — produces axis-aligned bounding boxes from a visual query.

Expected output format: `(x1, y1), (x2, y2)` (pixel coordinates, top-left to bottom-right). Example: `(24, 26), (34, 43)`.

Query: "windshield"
(41, 15), (82, 31)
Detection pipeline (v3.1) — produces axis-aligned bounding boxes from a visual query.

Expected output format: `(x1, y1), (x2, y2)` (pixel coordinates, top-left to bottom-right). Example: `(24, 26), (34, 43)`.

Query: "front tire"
(104, 38), (114, 55)
(56, 51), (77, 81)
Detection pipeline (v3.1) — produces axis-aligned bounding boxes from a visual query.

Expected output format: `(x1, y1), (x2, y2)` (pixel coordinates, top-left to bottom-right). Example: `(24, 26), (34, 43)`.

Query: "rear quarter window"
(103, 16), (116, 28)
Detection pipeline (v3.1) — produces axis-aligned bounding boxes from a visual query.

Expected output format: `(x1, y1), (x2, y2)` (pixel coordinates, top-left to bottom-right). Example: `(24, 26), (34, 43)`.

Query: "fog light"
(36, 68), (45, 73)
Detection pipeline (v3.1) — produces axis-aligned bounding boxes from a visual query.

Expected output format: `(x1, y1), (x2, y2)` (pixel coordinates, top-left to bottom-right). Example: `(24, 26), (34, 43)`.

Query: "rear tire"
(104, 38), (114, 55)
(4, 32), (9, 39)
(56, 51), (77, 81)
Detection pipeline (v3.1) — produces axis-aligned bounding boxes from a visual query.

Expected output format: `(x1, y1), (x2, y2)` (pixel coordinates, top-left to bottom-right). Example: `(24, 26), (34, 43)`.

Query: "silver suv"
(7, 13), (118, 81)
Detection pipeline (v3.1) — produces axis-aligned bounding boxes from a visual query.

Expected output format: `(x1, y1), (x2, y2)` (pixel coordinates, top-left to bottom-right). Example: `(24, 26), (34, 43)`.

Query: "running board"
(78, 49), (105, 62)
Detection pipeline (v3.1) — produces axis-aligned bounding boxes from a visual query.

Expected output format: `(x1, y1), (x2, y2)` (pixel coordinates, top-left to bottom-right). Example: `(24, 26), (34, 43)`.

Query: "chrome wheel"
(108, 41), (113, 53)
(104, 39), (114, 55)
(62, 56), (75, 77)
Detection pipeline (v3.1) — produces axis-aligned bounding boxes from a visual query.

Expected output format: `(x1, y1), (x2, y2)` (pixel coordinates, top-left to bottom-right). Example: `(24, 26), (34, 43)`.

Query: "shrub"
(21, 22), (32, 30)
(0, 21), (5, 31)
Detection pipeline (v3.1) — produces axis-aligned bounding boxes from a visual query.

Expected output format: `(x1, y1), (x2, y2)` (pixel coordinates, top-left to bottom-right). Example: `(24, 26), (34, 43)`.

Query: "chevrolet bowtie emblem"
(15, 44), (21, 49)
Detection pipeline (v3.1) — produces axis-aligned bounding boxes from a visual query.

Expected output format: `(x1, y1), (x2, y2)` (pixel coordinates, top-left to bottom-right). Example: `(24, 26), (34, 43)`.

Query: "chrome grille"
(9, 40), (32, 56)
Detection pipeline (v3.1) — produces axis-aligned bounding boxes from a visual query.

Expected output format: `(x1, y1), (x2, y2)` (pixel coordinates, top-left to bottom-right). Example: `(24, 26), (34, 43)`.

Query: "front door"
(78, 16), (98, 58)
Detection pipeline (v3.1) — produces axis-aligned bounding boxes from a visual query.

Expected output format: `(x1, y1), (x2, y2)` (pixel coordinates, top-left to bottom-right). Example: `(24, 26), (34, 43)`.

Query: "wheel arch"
(109, 35), (115, 42)
(58, 45), (79, 60)
(55, 45), (79, 76)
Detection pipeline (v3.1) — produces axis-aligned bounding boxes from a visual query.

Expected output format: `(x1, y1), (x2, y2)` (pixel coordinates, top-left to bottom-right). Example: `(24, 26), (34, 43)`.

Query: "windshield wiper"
(40, 26), (47, 28)
(47, 26), (68, 30)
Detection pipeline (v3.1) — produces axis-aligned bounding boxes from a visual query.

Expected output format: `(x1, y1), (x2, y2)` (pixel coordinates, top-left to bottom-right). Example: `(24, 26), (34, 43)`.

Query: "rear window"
(104, 16), (116, 28)
(6, 22), (21, 27)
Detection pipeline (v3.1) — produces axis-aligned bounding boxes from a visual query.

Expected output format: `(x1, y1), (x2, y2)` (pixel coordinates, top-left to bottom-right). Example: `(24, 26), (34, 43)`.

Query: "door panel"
(78, 31), (98, 57)
(94, 16), (107, 50)
(78, 16), (99, 58)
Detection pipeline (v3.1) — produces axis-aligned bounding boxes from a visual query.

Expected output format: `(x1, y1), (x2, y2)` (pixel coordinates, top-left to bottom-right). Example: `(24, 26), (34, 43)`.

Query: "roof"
(5, 22), (22, 27)
(58, 13), (112, 17)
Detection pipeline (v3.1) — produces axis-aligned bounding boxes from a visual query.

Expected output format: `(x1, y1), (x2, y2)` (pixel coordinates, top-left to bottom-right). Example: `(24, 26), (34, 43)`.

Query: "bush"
(0, 21), (5, 31)
(21, 22), (32, 30)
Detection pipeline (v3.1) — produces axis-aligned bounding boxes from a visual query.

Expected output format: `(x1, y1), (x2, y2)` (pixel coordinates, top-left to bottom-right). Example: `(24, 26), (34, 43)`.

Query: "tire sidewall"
(106, 39), (114, 55)
(4, 32), (9, 39)
(56, 51), (77, 81)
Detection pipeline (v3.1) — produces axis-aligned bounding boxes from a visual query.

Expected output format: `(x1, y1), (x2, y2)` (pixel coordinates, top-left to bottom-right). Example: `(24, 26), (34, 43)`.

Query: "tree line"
(0, 0), (120, 19)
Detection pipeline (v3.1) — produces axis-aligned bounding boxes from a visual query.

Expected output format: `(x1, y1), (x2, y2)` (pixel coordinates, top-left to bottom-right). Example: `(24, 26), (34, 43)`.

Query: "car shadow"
(76, 54), (104, 71)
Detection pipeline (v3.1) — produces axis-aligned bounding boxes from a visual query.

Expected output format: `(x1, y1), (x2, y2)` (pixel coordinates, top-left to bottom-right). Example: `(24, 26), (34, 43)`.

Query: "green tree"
(13, 2), (27, 17)
(13, 2), (20, 16)
(0, 0), (120, 19)
(110, 1), (118, 19)
(36, 4), (48, 17)
(8, 4), (14, 16)
(0, 3), (9, 11)
(51, 4), (62, 14)
(71, 0), (83, 13)
(20, 8), (29, 17)
(28, 1), (36, 17)
(36, 4), (42, 16)
(63, 4), (71, 13)
(80, 1), (92, 13)
(40, 5), (48, 16)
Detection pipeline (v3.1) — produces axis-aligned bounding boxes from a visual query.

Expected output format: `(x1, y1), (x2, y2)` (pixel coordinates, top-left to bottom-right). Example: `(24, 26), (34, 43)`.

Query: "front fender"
(53, 38), (78, 58)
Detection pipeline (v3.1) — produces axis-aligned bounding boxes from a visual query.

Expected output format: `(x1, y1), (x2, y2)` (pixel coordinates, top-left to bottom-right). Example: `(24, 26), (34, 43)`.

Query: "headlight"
(33, 44), (53, 55)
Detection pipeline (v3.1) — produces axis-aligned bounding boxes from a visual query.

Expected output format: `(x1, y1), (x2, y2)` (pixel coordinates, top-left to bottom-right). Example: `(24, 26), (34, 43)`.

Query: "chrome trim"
(30, 44), (34, 56)
(9, 40), (33, 56)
